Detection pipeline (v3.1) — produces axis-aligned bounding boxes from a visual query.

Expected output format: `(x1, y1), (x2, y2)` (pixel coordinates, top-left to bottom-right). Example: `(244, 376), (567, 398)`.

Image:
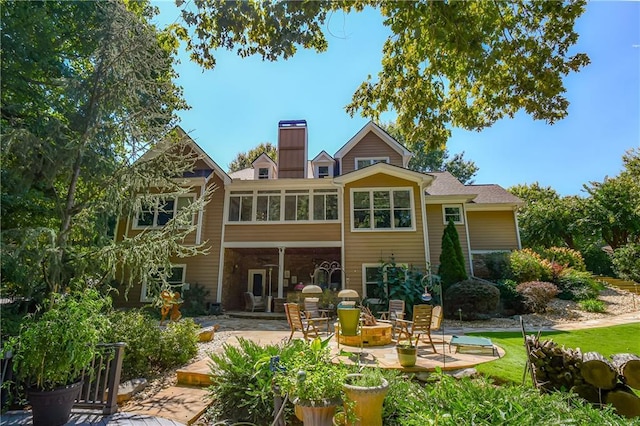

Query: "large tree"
(228, 142), (277, 172)
(176, 1), (589, 149)
(1, 1), (206, 303)
(382, 122), (478, 183)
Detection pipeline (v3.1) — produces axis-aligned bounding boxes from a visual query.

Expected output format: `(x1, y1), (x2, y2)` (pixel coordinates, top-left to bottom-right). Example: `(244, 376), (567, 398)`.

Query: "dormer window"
(355, 157), (389, 170)
(258, 167), (270, 179)
(318, 166), (329, 178)
(311, 151), (335, 179)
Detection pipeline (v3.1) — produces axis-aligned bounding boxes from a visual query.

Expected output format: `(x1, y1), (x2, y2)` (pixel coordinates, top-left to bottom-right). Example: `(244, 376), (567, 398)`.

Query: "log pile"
(525, 335), (640, 419)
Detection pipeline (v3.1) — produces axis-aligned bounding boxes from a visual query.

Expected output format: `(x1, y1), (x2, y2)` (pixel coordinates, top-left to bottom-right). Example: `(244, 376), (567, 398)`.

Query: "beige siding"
(426, 204), (471, 274)
(225, 223), (340, 242)
(467, 210), (518, 251)
(343, 174), (426, 294)
(341, 131), (403, 174)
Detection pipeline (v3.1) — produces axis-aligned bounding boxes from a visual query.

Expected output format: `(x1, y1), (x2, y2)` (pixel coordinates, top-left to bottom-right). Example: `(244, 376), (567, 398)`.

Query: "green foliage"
(381, 122), (478, 184)
(370, 258), (426, 317)
(581, 244), (614, 276)
(177, 2), (589, 149)
(538, 247), (586, 271)
(443, 279), (500, 320)
(227, 142), (277, 172)
(438, 221), (467, 289)
(493, 279), (528, 316)
(612, 243), (640, 283)
(3, 290), (110, 390)
(345, 369), (386, 388)
(579, 299), (606, 313)
(181, 283), (211, 317)
(482, 251), (511, 281)
(508, 249), (553, 283)
(103, 310), (199, 381)
(515, 282), (559, 313)
(556, 269), (602, 301)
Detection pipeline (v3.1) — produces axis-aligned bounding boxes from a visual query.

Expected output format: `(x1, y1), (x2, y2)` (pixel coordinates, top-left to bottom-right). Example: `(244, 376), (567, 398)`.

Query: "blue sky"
(154, 2), (639, 196)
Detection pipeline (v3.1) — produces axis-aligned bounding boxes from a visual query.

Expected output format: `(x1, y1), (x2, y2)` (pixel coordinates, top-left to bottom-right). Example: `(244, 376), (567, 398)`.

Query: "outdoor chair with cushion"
(378, 299), (405, 338)
(284, 303), (329, 342)
(244, 292), (266, 312)
(303, 297), (331, 321)
(395, 304), (437, 353)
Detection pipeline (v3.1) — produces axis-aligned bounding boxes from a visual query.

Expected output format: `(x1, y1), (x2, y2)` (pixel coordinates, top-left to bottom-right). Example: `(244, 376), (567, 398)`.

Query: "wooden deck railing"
(75, 342), (126, 414)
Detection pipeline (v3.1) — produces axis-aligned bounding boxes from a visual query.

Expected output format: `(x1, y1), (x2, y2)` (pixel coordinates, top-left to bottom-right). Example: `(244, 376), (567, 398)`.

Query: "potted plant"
(395, 339), (417, 367)
(2, 290), (109, 426)
(275, 337), (347, 426)
(341, 368), (389, 426)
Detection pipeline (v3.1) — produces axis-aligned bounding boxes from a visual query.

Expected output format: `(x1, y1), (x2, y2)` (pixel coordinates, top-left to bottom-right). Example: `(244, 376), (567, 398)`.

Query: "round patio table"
(334, 322), (393, 346)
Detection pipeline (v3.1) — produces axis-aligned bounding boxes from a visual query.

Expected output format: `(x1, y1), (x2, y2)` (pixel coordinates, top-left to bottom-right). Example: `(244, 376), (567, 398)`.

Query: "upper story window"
(228, 191), (253, 222)
(351, 188), (414, 231)
(285, 190), (309, 221)
(256, 190), (281, 221)
(134, 195), (195, 229)
(355, 157), (389, 170)
(258, 167), (270, 179)
(318, 166), (329, 178)
(443, 204), (464, 224)
(313, 189), (338, 220)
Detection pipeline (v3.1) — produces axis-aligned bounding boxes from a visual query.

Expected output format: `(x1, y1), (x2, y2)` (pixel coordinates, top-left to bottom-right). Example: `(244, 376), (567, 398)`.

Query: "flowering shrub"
(516, 281), (559, 313)
(508, 249), (553, 283)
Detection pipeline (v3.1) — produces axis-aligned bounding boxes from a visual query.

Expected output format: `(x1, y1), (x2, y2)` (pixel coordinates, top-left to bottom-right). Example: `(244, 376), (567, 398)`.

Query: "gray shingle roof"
(425, 171), (522, 204)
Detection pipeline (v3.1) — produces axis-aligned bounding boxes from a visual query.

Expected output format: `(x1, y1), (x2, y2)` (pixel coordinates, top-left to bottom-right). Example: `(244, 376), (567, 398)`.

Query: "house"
(115, 120), (522, 310)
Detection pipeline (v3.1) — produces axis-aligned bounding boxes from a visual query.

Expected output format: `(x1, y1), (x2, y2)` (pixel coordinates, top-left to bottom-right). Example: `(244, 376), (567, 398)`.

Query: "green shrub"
(539, 247), (586, 271)
(508, 249), (553, 283)
(516, 281), (559, 313)
(483, 251), (510, 280)
(438, 221), (467, 289)
(581, 244), (614, 276)
(493, 279), (528, 315)
(181, 283), (210, 317)
(443, 279), (500, 320)
(158, 319), (199, 369)
(579, 299), (606, 313)
(556, 269), (602, 301)
(612, 243), (640, 283)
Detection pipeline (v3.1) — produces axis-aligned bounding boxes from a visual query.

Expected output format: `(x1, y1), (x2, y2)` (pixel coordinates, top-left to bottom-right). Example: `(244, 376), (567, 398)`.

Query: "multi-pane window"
(228, 191), (254, 222)
(284, 190), (309, 221)
(318, 166), (329, 178)
(352, 188), (413, 230)
(443, 205), (463, 224)
(256, 190), (281, 221)
(313, 189), (338, 221)
(363, 265), (380, 300)
(355, 157), (388, 170)
(141, 265), (186, 302)
(135, 195), (194, 228)
(258, 167), (269, 179)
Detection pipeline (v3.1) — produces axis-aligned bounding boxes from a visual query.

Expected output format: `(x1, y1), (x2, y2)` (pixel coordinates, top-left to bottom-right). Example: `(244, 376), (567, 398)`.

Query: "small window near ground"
(443, 205), (463, 224)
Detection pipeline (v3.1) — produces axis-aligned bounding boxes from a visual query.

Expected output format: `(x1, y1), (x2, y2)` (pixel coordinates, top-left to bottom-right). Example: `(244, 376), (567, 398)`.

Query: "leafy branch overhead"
(176, 0), (590, 148)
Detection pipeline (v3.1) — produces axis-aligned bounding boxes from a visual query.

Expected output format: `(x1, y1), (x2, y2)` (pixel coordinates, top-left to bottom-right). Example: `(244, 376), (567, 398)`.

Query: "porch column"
(278, 247), (285, 298)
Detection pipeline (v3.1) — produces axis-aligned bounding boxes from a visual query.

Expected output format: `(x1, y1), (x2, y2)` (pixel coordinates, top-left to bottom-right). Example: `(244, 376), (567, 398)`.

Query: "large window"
(313, 189), (338, 220)
(256, 191), (281, 221)
(134, 195), (194, 228)
(355, 157), (388, 170)
(285, 190), (309, 221)
(228, 191), (254, 222)
(141, 265), (186, 302)
(352, 188), (413, 230)
(443, 204), (463, 224)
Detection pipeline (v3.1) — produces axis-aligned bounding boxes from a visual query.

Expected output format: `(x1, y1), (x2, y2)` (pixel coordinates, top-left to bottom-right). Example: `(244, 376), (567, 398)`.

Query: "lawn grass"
(468, 323), (640, 384)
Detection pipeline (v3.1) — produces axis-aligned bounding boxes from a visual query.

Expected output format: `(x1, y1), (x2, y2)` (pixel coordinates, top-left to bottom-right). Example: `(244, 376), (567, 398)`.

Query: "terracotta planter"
(342, 373), (389, 426)
(294, 397), (341, 426)
(28, 381), (82, 426)
(396, 345), (417, 367)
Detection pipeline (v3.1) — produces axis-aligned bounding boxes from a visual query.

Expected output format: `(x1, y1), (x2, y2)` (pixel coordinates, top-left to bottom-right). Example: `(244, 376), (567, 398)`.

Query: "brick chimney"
(277, 120), (307, 179)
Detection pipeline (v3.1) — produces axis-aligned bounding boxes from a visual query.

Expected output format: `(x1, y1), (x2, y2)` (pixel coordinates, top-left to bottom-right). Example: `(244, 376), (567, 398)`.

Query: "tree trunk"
(611, 353), (640, 390)
(581, 352), (618, 390)
(605, 384), (640, 419)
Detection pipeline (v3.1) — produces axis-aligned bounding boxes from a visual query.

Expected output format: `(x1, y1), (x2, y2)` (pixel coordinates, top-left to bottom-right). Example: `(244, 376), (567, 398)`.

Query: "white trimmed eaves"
(311, 150), (334, 163)
(333, 162), (433, 186)
(465, 203), (521, 211)
(334, 121), (413, 161)
(251, 152), (277, 167)
(424, 194), (477, 204)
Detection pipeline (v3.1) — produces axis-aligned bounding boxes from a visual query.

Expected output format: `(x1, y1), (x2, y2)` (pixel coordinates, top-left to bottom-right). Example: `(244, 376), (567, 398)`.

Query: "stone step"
(176, 358), (213, 387)
(125, 385), (211, 425)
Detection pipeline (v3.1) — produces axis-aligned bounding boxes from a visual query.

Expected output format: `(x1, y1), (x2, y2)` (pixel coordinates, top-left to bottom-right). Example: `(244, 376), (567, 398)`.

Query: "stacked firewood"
(525, 335), (640, 419)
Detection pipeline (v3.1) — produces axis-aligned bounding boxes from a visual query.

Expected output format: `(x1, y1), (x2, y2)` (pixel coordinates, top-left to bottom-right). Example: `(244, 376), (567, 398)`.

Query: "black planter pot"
(28, 381), (82, 426)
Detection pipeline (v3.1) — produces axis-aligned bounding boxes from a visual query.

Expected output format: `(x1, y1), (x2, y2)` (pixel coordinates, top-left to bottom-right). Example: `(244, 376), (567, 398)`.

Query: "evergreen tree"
(438, 221), (467, 289)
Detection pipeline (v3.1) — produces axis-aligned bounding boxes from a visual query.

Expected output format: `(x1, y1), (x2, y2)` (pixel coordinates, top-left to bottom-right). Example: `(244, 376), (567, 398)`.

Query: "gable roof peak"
(334, 121), (413, 161)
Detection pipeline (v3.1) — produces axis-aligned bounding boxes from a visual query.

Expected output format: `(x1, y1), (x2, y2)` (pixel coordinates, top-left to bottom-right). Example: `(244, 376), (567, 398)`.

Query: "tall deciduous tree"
(176, 1), (589, 149)
(1, 1), (205, 302)
(228, 142), (277, 172)
(382, 122), (478, 184)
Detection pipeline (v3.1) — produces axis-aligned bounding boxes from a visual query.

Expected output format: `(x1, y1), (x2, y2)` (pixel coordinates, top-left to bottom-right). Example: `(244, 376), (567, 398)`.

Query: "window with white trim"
(318, 166), (329, 178)
(134, 195), (195, 229)
(362, 263), (408, 300)
(141, 265), (186, 302)
(258, 167), (270, 179)
(313, 189), (338, 220)
(443, 204), (463, 224)
(355, 157), (388, 170)
(228, 191), (253, 222)
(352, 188), (414, 230)
(284, 190), (309, 221)
(256, 190), (281, 221)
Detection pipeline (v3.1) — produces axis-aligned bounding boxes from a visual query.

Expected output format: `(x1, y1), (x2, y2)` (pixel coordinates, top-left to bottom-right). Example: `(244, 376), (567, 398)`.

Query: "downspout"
(513, 207), (522, 250)
(420, 183), (430, 273)
(332, 179), (346, 290)
(462, 203), (474, 276)
(216, 180), (229, 303)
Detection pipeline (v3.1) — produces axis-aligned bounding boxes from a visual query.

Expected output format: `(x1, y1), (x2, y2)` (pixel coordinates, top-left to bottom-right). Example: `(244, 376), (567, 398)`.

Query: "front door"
(247, 269), (266, 297)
